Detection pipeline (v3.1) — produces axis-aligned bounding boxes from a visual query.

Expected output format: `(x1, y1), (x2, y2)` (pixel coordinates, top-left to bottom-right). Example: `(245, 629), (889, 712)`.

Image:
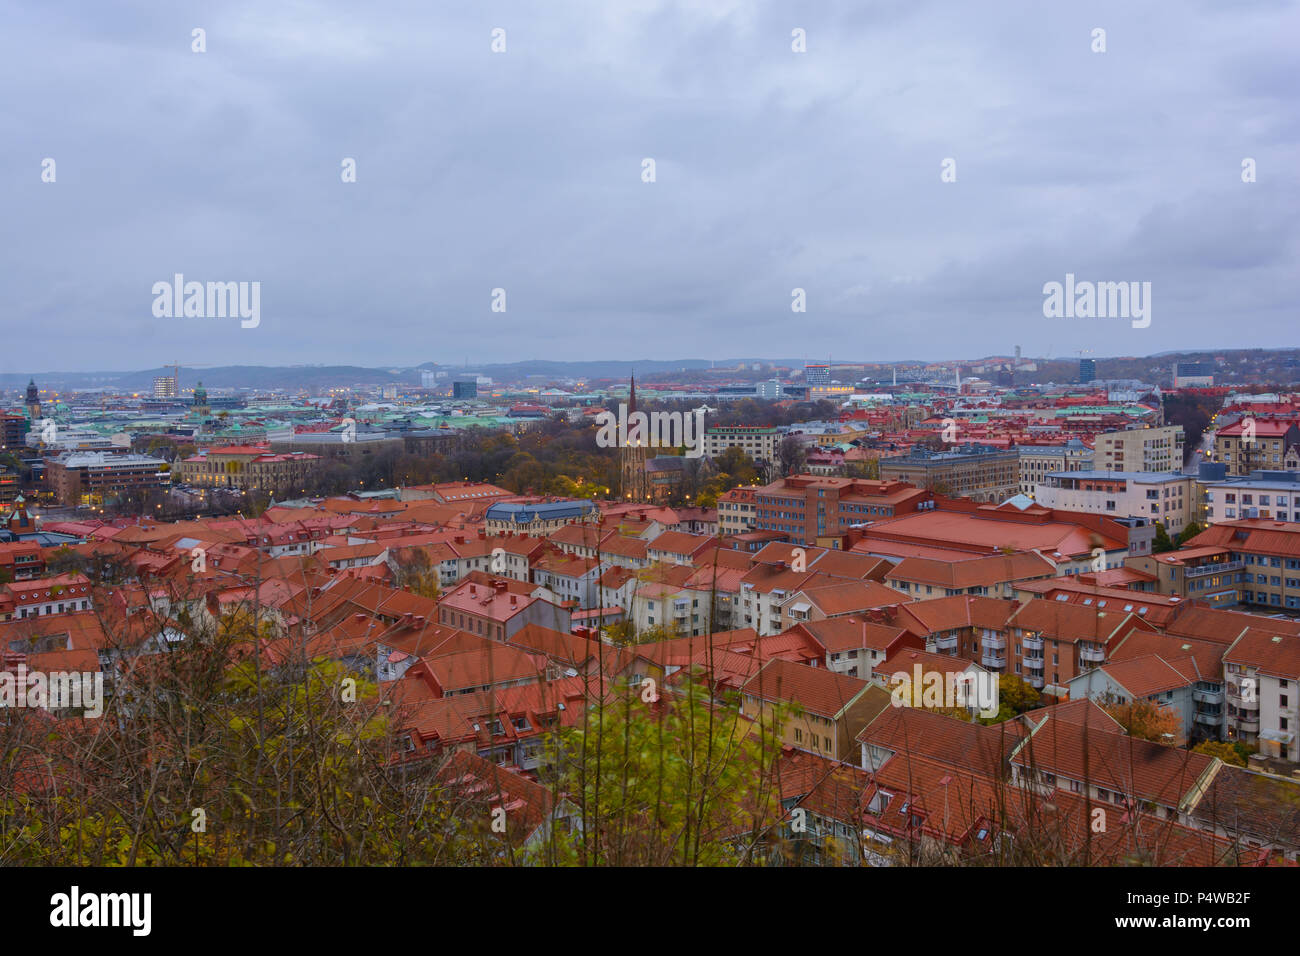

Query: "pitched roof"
(741, 657), (872, 718)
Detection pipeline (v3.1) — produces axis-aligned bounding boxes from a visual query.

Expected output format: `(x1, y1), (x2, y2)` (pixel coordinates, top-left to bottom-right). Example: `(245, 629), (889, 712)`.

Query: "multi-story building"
(436, 576), (573, 639)
(0, 414), (28, 450)
(803, 364), (831, 387)
(878, 444), (1019, 503)
(1094, 425), (1184, 474)
(1, 573), (95, 621)
(1172, 362), (1214, 388)
(483, 500), (598, 536)
(153, 375), (178, 398)
(0, 541), (44, 580)
(703, 425), (778, 463)
(1201, 469), (1300, 524)
(1127, 546), (1243, 608)
(1183, 519), (1300, 613)
(175, 444), (321, 494)
(740, 658), (891, 763)
(884, 551), (1057, 600)
(268, 427), (403, 462)
(1214, 419), (1300, 477)
(717, 486), (758, 534)
(1067, 656), (1198, 746)
(1079, 358), (1096, 384)
(44, 451), (169, 506)
(0, 467), (18, 504)
(1032, 470), (1196, 536)
(1003, 599), (1158, 695)
(806, 385), (856, 403)
(1224, 628), (1300, 762)
(751, 475), (932, 547)
(1017, 439), (1094, 495)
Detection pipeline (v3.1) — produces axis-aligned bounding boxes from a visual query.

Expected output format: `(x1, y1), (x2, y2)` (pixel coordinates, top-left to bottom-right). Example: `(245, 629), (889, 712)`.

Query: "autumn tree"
(1099, 695), (1182, 743)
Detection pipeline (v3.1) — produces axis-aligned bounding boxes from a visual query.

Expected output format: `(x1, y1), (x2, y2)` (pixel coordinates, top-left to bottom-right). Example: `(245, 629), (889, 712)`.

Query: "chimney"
(495, 581), (508, 593)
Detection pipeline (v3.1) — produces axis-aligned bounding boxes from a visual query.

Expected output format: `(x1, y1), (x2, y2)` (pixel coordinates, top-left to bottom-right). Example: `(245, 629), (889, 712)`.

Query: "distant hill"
(6, 348), (1300, 391)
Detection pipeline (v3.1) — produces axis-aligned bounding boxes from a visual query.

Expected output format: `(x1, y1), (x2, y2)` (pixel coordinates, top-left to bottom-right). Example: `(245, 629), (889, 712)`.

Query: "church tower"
(192, 380), (210, 417)
(25, 379), (40, 420)
(620, 373), (649, 502)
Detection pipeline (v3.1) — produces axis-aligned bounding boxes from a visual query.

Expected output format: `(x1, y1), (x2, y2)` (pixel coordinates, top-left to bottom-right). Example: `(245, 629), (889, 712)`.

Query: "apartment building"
(1033, 470), (1195, 535)
(703, 425), (778, 463)
(1003, 600), (1158, 695)
(1017, 439), (1094, 495)
(1, 573), (95, 621)
(530, 551), (604, 609)
(1127, 546), (1243, 607)
(878, 444), (1019, 503)
(740, 658), (892, 763)
(1184, 519), (1300, 613)
(436, 577), (573, 639)
(0, 542), (44, 581)
(893, 595), (1018, 661)
(1214, 419), (1300, 477)
(1202, 469), (1300, 524)
(717, 486), (758, 534)
(885, 551), (1057, 600)
(791, 614), (923, 680)
(1067, 655), (1199, 746)
(1224, 628), (1300, 762)
(1092, 425), (1184, 474)
(751, 475), (932, 547)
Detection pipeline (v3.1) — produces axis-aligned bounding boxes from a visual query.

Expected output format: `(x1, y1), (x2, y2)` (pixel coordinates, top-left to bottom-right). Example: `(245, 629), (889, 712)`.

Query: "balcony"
(1186, 560), (1244, 578)
(935, 635), (958, 652)
(1237, 717), (1260, 733)
(1022, 635), (1044, 651)
(1192, 688), (1224, 704)
(1194, 712), (1222, 726)
(1026, 674), (1044, 689)
(1023, 657), (1044, 671)
(981, 635), (1006, 651)
(981, 652), (1006, 669)
(1079, 645), (1105, 664)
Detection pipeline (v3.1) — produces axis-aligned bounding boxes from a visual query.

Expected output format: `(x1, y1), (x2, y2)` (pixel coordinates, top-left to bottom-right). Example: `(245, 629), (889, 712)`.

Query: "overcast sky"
(3, 0), (1297, 373)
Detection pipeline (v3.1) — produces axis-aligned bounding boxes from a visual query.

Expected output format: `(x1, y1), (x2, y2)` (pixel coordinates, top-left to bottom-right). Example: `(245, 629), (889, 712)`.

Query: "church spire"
(629, 371), (636, 414)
